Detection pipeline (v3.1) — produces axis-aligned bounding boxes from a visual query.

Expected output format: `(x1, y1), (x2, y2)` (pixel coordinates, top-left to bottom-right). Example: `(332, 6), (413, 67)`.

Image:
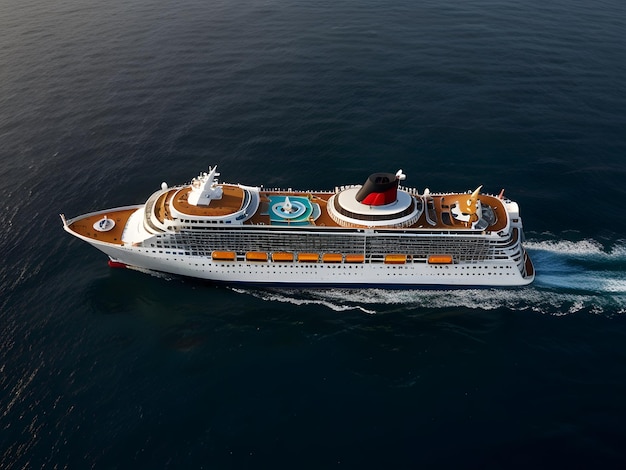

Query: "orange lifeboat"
(428, 254), (453, 264)
(246, 251), (268, 262)
(272, 252), (294, 262)
(212, 251), (236, 261)
(384, 254), (407, 264)
(297, 253), (319, 263)
(345, 254), (365, 263)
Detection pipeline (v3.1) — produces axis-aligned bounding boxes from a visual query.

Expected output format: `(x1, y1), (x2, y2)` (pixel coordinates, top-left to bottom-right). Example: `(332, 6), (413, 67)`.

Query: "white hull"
(78, 235), (533, 287)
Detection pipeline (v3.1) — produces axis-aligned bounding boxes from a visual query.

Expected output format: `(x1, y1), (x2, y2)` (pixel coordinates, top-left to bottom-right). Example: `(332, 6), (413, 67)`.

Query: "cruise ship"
(61, 165), (534, 287)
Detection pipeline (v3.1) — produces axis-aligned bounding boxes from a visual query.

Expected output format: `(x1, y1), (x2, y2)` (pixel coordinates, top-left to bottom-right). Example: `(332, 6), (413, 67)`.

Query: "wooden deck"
(66, 188), (510, 245)
(171, 185), (245, 217)
(67, 208), (137, 245)
(246, 190), (508, 232)
(417, 194), (508, 232)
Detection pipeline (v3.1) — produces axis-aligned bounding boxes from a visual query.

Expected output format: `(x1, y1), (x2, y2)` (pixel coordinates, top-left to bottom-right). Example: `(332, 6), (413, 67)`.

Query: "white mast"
(187, 165), (224, 206)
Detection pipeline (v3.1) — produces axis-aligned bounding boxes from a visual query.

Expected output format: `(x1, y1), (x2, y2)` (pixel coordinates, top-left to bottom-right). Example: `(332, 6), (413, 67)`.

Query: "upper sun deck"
(171, 185), (245, 217)
(246, 189), (509, 233)
(149, 184), (246, 226)
(150, 165), (510, 233)
(429, 193), (508, 232)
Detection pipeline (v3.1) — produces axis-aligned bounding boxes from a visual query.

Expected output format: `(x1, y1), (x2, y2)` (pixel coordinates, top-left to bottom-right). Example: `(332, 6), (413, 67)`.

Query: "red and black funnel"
(355, 172), (399, 206)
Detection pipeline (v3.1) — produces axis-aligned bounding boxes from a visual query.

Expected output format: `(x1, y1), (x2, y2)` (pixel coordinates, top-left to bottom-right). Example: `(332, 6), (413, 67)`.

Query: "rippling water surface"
(2, 0), (626, 468)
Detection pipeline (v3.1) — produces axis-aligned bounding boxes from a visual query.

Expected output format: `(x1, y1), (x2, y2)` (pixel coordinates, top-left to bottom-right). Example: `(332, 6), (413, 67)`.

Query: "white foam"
(230, 287), (376, 314)
(526, 238), (626, 260)
(527, 238), (626, 296)
(229, 284), (626, 316)
(125, 265), (173, 280)
(537, 272), (626, 293)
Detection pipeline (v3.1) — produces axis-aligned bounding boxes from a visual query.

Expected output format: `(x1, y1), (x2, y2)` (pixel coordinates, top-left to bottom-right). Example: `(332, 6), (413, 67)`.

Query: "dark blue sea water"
(2, 0), (626, 468)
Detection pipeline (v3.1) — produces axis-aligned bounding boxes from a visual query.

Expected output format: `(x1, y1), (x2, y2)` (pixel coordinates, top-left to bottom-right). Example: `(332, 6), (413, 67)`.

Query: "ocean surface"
(2, 0), (626, 468)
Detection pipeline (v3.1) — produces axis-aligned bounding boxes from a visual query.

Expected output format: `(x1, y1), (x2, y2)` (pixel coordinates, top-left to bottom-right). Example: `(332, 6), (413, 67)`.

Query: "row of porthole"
(458, 265), (508, 269)
(203, 263), (422, 269)
(199, 264), (367, 269)
(431, 265), (513, 270)
(184, 264), (514, 276)
(191, 270), (514, 277)
(213, 271), (367, 275)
